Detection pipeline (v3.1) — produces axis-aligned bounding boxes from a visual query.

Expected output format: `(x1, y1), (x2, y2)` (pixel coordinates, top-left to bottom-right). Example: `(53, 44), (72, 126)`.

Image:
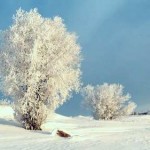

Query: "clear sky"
(0, 0), (150, 116)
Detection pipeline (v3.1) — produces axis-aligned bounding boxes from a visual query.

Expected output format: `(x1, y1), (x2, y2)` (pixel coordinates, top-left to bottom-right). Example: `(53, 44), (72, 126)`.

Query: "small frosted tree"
(82, 83), (136, 120)
(0, 9), (81, 130)
(0, 99), (11, 106)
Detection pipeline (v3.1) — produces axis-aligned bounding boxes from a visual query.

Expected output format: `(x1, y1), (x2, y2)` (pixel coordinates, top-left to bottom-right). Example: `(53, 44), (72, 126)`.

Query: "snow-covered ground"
(0, 106), (150, 150)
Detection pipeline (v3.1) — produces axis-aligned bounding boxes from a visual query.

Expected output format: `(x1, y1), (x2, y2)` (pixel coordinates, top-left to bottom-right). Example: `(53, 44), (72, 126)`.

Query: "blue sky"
(0, 0), (150, 116)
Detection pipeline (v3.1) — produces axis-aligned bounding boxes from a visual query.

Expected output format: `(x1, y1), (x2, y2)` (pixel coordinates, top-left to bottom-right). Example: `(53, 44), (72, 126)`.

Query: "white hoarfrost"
(0, 99), (12, 106)
(0, 8), (81, 129)
(82, 83), (136, 120)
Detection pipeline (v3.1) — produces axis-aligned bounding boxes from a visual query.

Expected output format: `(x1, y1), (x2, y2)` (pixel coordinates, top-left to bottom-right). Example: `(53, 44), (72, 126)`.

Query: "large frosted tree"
(0, 9), (81, 130)
(82, 83), (136, 120)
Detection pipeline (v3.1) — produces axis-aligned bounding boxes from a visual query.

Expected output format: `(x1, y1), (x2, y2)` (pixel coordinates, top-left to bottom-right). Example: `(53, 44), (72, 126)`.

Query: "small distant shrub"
(82, 83), (137, 120)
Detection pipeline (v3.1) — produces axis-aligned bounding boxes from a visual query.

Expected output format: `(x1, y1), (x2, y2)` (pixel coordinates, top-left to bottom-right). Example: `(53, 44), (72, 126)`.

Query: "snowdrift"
(0, 105), (150, 150)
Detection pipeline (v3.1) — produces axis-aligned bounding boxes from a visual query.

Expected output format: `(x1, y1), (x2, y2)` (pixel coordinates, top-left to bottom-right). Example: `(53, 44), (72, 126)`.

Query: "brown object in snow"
(57, 130), (71, 138)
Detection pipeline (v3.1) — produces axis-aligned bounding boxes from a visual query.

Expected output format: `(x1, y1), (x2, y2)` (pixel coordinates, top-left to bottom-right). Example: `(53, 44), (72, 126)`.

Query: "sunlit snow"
(0, 106), (150, 150)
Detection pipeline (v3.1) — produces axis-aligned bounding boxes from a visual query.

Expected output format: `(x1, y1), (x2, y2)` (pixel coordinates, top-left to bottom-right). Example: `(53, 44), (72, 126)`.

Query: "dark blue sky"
(0, 0), (150, 116)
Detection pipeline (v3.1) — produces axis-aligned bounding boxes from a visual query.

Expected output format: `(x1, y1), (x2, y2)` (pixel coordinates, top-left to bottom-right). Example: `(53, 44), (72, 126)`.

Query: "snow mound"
(1, 106), (150, 150)
(0, 105), (14, 119)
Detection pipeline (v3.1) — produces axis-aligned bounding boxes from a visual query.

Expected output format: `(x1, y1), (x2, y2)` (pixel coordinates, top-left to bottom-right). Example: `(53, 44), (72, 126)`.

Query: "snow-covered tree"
(82, 83), (136, 120)
(0, 8), (81, 130)
(0, 99), (11, 106)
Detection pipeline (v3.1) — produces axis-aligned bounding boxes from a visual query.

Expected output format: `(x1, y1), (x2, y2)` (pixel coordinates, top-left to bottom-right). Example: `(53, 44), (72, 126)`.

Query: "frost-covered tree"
(82, 83), (136, 120)
(0, 99), (11, 106)
(0, 9), (81, 130)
